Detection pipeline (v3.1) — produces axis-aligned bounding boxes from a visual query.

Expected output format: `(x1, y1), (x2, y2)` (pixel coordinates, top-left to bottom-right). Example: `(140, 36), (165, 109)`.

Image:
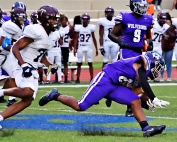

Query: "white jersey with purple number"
(60, 25), (70, 47)
(152, 20), (169, 51)
(18, 24), (60, 69)
(114, 12), (153, 48)
(98, 17), (115, 41)
(74, 24), (96, 46)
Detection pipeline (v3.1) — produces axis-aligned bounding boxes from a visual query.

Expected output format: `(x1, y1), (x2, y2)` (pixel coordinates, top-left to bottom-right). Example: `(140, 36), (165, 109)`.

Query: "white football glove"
(146, 99), (156, 112)
(147, 97), (170, 108)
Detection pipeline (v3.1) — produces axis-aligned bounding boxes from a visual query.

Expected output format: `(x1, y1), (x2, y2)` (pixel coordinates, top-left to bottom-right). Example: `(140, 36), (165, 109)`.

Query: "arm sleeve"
(138, 66), (156, 100)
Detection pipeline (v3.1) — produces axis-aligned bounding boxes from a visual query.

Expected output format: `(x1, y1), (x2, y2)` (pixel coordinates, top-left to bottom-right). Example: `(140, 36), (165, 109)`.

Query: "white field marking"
(0, 83), (176, 89)
(158, 96), (177, 99)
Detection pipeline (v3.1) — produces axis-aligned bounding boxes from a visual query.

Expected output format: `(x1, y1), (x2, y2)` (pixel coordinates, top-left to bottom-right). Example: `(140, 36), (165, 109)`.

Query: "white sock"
(0, 89), (4, 97)
(9, 96), (16, 101)
(0, 115), (4, 121)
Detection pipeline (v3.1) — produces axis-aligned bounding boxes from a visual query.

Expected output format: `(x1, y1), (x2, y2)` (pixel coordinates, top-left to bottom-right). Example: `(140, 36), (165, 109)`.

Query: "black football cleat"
(125, 109), (134, 117)
(6, 99), (17, 107)
(105, 99), (112, 107)
(39, 88), (59, 106)
(143, 125), (166, 137)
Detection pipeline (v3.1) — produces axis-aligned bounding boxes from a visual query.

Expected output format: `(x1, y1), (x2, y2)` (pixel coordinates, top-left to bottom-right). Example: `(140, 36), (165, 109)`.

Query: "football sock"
(0, 89), (4, 97)
(140, 121), (150, 131)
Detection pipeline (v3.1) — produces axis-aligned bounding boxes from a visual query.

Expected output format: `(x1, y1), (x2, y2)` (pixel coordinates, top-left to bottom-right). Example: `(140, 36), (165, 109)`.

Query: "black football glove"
(47, 64), (59, 75)
(118, 41), (130, 48)
(21, 63), (34, 78)
(99, 47), (105, 56)
(147, 41), (153, 51)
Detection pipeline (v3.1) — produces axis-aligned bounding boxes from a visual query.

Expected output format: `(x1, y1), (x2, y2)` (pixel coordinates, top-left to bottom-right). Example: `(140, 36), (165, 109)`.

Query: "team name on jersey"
(128, 24), (147, 30)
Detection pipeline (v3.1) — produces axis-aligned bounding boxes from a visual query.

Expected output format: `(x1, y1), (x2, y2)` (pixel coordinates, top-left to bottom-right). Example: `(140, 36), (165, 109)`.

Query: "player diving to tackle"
(39, 51), (170, 137)
(0, 5), (60, 128)
(107, 0), (154, 116)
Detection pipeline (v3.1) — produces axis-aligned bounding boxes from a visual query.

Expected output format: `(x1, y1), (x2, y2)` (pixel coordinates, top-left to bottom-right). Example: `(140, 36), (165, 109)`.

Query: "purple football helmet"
(105, 6), (114, 20)
(11, 7), (26, 27)
(157, 12), (167, 25)
(30, 11), (38, 24)
(37, 5), (60, 31)
(81, 13), (90, 25)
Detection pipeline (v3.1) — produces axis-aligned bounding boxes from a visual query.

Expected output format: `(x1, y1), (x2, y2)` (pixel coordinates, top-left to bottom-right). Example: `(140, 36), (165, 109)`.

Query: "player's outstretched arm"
(134, 63), (170, 108)
(92, 32), (98, 56)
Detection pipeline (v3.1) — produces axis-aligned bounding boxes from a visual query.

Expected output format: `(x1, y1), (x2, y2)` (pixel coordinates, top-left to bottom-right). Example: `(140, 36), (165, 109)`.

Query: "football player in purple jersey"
(108, 0), (154, 117)
(39, 51), (170, 137)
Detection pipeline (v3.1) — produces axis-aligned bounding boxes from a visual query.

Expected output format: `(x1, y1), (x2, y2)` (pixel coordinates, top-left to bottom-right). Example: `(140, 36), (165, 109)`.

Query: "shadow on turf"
(0, 129), (14, 137)
(77, 125), (141, 137)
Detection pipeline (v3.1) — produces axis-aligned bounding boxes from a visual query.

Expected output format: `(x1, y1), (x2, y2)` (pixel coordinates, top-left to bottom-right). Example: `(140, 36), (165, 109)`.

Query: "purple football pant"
(120, 48), (142, 59)
(78, 72), (139, 111)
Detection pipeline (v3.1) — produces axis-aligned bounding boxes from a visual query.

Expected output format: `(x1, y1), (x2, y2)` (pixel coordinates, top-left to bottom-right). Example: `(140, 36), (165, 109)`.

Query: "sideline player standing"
(98, 7), (119, 67)
(74, 13), (98, 83)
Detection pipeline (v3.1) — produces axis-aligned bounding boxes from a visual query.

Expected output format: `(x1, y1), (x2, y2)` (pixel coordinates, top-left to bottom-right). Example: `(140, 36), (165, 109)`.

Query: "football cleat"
(6, 99), (17, 107)
(105, 99), (112, 107)
(125, 109), (134, 117)
(39, 88), (59, 106)
(143, 125), (166, 137)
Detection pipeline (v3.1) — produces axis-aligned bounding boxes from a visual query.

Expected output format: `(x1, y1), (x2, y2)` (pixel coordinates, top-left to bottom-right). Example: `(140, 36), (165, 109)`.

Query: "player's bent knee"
(130, 98), (141, 106)
(22, 88), (34, 98)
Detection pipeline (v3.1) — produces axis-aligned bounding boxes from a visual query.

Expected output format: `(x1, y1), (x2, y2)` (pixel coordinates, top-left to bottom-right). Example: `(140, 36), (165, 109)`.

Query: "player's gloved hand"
(47, 64), (59, 74)
(147, 97), (170, 108)
(21, 63), (34, 78)
(147, 41), (153, 51)
(2, 37), (11, 49)
(146, 99), (156, 112)
(99, 47), (105, 56)
(118, 41), (130, 48)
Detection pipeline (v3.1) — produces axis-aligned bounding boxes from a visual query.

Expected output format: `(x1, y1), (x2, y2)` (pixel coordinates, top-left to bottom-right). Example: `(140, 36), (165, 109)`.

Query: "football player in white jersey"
(0, 7), (26, 106)
(60, 15), (72, 83)
(46, 30), (64, 83)
(74, 13), (98, 83)
(152, 12), (169, 55)
(98, 7), (119, 67)
(0, 5), (60, 128)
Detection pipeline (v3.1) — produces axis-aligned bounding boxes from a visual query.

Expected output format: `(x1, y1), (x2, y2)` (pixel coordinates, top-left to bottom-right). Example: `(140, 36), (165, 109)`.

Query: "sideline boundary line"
(37, 83), (177, 88)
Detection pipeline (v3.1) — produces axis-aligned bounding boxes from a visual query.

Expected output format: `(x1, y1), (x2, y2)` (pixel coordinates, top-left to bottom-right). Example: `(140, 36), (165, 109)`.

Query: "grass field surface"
(0, 84), (176, 142)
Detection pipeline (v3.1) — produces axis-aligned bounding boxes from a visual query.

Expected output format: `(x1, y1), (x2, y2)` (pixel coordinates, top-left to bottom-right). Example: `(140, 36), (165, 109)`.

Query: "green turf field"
(0, 85), (176, 142)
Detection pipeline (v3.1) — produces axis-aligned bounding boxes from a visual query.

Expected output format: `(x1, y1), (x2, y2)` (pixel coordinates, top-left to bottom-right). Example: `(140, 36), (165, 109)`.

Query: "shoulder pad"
(23, 24), (41, 39)
(114, 12), (123, 24)
(2, 21), (20, 35)
(74, 24), (81, 32)
(98, 18), (104, 25)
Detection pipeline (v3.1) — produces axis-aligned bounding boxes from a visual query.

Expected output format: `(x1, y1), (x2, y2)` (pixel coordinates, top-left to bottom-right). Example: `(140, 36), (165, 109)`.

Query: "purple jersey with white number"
(103, 55), (151, 85)
(114, 12), (153, 48)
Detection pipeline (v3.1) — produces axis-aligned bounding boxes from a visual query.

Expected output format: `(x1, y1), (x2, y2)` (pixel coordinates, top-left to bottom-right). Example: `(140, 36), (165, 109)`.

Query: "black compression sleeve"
(138, 66), (156, 100)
